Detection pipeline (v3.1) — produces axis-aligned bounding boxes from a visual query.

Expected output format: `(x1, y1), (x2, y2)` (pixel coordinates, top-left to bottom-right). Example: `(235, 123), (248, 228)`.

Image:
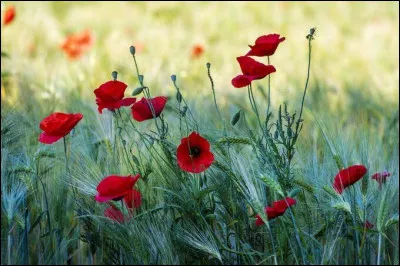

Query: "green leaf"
(332, 201), (352, 214)
(323, 185), (340, 199)
(217, 137), (251, 145)
(1, 51), (9, 58)
(385, 214), (399, 229)
(377, 191), (389, 232)
(293, 179), (315, 194)
(29, 211), (47, 234)
(289, 187), (301, 198)
(259, 175), (284, 197)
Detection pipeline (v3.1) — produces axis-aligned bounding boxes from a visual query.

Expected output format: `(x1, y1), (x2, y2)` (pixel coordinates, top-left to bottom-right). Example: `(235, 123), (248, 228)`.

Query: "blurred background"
(1, 1), (399, 116)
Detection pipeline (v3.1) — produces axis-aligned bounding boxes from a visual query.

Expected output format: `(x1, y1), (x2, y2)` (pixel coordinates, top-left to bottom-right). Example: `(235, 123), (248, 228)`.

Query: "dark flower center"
(112, 196), (124, 201)
(189, 146), (201, 158)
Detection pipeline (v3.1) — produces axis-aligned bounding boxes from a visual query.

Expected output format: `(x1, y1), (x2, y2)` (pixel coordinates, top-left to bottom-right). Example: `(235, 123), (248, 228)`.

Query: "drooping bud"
(132, 87), (144, 96)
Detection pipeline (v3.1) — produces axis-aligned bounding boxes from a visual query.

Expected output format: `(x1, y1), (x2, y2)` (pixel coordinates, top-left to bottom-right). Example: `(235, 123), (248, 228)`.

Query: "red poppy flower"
(255, 197), (296, 226)
(131, 96), (167, 122)
(191, 44), (204, 59)
(104, 204), (124, 223)
(231, 56), (276, 88)
(123, 189), (142, 210)
(333, 165), (367, 194)
(364, 220), (374, 230)
(94, 80), (136, 114)
(95, 174), (140, 203)
(176, 132), (214, 173)
(61, 29), (93, 60)
(39, 112), (83, 144)
(371, 171), (390, 185)
(3, 5), (15, 25)
(245, 34), (285, 57)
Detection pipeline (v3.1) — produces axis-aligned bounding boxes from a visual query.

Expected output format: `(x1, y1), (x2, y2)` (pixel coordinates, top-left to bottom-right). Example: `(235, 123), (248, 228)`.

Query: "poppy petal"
(232, 75), (251, 88)
(131, 96), (168, 122)
(333, 165), (367, 194)
(120, 97), (137, 107)
(38, 132), (64, 144)
(95, 174), (140, 203)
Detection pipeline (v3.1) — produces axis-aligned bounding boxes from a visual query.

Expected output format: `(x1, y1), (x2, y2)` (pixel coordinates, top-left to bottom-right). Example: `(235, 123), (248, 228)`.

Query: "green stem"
(377, 233), (382, 265)
(248, 85), (264, 135)
(351, 187), (360, 265)
(8, 229), (12, 265)
(131, 55), (162, 135)
(296, 37), (312, 132)
(116, 110), (136, 172)
(207, 63), (226, 135)
(266, 56), (271, 116)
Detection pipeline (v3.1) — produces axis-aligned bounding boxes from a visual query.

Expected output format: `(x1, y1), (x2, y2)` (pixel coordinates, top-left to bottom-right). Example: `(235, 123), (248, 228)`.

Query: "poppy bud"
(111, 71), (118, 81)
(132, 87), (144, 96)
(231, 110), (241, 126)
(171, 75), (176, 82)
(139, 75), (144, 84)
(130, 46), (136, 56)
(287, 128), (293, 138)
(180, 106), (188, 117)
(206, 62), (211, 69)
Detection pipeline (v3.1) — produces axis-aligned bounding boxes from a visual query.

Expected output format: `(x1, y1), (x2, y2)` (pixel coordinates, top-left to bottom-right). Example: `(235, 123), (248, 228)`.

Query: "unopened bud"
(130, 46), (136, 56)
(206, 62), (211, 69)
(111, 71), (118, 81)
(171, 75), (176, 82)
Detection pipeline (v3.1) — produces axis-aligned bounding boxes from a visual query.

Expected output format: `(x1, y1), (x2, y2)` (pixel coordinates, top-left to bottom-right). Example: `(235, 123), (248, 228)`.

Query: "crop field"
(1, 1), (399, 265)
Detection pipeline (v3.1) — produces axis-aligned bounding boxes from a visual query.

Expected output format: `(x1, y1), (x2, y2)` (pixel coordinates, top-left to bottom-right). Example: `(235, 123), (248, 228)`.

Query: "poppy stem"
(377, 233), (382, 265)
(207, 63), (226, 136)
(266, 56), (271, 116)
(116, 110), (136, 172)
(248, 84), (265, 137)
(351, 187), (360, 265)
(131, 54), (163, 135)
(171, 79), (199, 132)
(295, 35), (312, 135)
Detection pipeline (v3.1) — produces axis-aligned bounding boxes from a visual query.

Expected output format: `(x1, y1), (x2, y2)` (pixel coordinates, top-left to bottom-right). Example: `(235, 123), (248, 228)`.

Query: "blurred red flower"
(60, 29), (93, 60)
(177, 132), (214, 173)
(364, 220), (374, 230)
(255, 197), (296, 226)
(246, 34), (285, 57)
(95, 174), (140, 203)
(231, 56), (276, 88)
(104, 204), (125, 223)
(94, 80), (136, 114)
(131, 96), (168, 122)
(333, 165), (367, 194)
(123, 189), (142, 210)
(39, 112), (83, 144)
(191, 44), (204, 59)
(3, 5), (15, 25)
(371, 171), (390, 186)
